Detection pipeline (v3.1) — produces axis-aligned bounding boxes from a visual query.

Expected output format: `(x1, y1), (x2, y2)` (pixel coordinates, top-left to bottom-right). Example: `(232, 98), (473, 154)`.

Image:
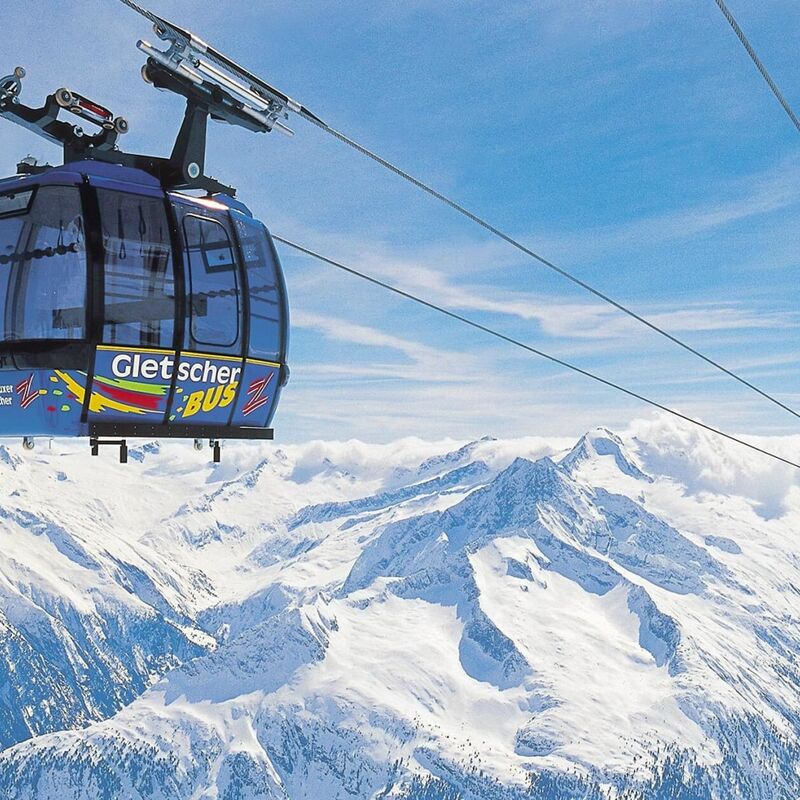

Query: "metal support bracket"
(2, 12), (327, 195)
(0, 67), (128, 162)
(89, 437), (128, 464)
(140, 24), (295, 137)
(0, 64), (233, 195)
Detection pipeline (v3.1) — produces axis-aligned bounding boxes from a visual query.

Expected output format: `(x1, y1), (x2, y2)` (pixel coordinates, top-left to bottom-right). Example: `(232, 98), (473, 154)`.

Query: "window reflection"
(0, 186), (86, 340)
(99, 191), (175, 348)
(235, 218), (282, 362)
(183, 215), (240, 350)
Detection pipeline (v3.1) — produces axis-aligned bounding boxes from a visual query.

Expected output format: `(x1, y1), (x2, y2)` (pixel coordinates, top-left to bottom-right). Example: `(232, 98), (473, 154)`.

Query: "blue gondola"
(0, 16), (300, 462)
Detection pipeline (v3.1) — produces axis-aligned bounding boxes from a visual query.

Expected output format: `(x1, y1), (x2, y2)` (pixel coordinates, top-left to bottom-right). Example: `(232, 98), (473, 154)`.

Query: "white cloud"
(628, 415), (800, 519)
(283, 235), (799, 346)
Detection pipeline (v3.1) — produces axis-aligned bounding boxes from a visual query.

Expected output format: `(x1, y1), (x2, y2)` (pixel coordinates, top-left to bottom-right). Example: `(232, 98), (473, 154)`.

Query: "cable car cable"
(711, 0), (800, 134)
(115, 0), (800, 423)
(118, 0), (163, 30)
(297, 118), (800, 424)
(273, 234), (800, 472)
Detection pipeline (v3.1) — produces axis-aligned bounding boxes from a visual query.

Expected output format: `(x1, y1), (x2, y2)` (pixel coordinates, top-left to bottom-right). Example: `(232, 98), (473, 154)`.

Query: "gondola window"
(183, 215), (240, 349)
(0, 186), (87, 341)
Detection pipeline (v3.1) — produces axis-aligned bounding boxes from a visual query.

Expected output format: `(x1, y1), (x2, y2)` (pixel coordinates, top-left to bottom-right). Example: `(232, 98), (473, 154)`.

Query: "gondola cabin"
(0, 13), (311, 461)
(0, 161), (289, 461)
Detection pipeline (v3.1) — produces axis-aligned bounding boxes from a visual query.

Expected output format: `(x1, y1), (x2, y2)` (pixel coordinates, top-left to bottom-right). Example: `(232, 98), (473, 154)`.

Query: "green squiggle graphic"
(94, 375), (170, 396)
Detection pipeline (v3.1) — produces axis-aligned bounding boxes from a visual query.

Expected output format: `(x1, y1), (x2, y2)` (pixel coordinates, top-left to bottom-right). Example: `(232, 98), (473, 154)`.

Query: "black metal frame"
(90, 422), (274, 439)
(89, 423), (273, 464)
(0, 57), (279, 197)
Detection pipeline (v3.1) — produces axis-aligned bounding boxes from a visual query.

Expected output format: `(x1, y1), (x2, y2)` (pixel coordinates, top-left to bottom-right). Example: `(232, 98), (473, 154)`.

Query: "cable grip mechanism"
(0, 67), (26, 105)
(137, 23), (295, 137)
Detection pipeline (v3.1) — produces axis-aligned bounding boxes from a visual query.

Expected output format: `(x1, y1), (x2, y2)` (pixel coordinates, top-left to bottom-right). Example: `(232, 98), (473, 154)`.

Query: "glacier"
(0, 419), (798, 798)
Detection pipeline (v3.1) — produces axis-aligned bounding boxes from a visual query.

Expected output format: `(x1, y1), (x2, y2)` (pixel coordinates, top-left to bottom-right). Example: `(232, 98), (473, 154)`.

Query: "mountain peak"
(561, 427), (651, 482)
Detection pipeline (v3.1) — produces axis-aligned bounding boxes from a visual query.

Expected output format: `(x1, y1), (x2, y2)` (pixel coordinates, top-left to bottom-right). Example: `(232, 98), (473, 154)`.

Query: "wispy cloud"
(284, 236), (799, 343)
(536, 154), (800, 260)
(291, 309), (486, 384)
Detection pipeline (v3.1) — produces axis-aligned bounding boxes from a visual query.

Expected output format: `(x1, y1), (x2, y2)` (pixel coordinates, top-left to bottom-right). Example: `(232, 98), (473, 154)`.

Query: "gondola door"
(86, 186), (179, 425)
(166, 201), (245, 430)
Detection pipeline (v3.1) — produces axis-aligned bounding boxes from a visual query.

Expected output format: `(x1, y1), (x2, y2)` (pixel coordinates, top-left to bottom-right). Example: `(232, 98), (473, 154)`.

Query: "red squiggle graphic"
(15, 375), (38, 409)
(242, 373), (274, 417)
(97, 384), (163, 411)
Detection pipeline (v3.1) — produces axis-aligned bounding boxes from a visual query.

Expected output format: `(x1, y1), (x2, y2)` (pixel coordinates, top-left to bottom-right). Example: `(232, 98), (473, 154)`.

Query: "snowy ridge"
(0, 420), (798, 798)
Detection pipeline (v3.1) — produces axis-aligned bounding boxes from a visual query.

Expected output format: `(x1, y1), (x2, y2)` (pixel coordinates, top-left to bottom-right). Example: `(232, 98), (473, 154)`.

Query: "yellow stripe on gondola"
(55, 371), (151, 416)
(247, 357), (281, 368)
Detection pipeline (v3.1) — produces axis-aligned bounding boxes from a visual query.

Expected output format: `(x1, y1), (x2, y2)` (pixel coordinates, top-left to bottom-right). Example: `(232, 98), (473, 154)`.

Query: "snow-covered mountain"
(0, 418), (798, 799)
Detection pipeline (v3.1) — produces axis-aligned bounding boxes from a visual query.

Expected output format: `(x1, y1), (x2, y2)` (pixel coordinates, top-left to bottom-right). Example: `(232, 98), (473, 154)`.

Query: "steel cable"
(712, 0), (800, 134)
(274, 234), (800, 472)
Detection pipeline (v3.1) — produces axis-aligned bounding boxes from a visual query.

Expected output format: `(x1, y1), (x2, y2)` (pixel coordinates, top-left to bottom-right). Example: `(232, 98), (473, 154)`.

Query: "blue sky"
(3, 1), (800, 442)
